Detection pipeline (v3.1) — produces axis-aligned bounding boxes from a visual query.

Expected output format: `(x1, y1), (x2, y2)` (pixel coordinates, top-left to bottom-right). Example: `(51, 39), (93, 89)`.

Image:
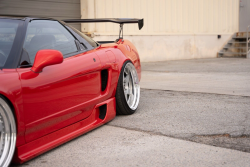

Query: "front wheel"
(0, 97), (16, 167)
(116, 61), (140, 115)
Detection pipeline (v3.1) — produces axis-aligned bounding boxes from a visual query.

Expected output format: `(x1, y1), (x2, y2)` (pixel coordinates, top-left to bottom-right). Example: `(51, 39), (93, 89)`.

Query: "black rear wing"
(63, 18), (144, 39)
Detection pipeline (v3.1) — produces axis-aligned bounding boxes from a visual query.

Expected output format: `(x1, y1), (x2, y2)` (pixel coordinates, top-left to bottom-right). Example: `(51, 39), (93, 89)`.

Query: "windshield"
(0, 19), (19, 67)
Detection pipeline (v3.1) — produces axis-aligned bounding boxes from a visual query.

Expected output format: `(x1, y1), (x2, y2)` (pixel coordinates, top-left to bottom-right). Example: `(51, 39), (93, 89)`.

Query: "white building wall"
(81, 0), (239, 62)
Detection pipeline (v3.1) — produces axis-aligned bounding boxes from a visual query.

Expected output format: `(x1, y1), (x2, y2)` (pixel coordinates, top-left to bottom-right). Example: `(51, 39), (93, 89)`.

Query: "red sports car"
(0, 16), (143, 167)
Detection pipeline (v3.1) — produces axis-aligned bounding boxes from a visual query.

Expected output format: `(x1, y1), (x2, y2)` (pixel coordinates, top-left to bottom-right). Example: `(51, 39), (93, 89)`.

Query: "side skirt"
(12, 97), (116, 164)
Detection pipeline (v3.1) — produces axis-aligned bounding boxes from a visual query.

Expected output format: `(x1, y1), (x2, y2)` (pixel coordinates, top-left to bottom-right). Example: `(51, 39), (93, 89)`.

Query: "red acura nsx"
(0, 16), (143, 167)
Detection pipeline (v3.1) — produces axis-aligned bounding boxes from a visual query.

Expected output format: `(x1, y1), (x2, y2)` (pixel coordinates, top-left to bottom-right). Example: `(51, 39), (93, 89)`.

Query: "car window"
(0, 19), (19, 67)
(68, 25), (98, 48)
(23, 20), (78, 64)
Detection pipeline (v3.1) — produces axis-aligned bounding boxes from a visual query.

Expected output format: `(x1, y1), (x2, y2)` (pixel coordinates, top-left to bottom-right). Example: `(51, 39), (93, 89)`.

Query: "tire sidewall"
(116, 60), (139, 115)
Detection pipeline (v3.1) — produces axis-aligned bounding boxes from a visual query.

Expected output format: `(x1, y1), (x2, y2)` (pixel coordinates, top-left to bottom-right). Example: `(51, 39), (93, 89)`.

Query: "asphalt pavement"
(11, 58), (250, 167)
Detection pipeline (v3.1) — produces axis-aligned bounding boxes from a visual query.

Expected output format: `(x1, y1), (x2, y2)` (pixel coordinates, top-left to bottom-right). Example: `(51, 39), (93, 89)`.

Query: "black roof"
(0, 15), (58, 21)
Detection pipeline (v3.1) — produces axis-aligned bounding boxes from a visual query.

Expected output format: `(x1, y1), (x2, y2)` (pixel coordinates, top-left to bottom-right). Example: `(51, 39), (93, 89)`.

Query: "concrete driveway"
(11, 58), (250, 167)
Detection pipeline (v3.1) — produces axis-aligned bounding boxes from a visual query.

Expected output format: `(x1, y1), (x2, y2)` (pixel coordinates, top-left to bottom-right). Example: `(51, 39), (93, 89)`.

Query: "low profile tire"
(116, 61), (140, 115)
(0, 97), (16, 167)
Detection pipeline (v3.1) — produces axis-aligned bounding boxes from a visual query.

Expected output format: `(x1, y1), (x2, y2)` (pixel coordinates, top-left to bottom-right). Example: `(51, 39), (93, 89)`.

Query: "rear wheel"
(0, 97), (16, 167)
(116, 61), (140, 115)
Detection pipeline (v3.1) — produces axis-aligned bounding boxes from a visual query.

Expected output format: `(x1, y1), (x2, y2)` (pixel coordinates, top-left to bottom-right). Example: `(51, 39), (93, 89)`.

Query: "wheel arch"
(0, 93), (18, 167)
(0, 92), (26, 147)
(0, 93), (18, 125)
(116, 39), (141, 81)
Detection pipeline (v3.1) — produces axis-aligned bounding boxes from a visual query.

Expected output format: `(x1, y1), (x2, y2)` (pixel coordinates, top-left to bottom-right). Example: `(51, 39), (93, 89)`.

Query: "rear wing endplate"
(63, 18), (144, 39)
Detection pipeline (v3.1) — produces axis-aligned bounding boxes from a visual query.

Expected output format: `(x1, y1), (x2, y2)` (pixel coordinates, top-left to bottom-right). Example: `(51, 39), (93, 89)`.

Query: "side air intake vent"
(99, 104), (107, 120)
(101, 69), (108, 91)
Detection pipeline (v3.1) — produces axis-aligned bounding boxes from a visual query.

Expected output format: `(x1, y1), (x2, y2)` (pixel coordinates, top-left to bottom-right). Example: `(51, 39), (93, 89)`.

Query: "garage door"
(0, 0), (81, 30)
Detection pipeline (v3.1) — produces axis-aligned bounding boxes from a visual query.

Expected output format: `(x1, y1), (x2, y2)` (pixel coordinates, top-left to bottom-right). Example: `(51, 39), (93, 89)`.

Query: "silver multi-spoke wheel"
(123, 62), (140, 110)
(0, 98), (16, 167)
(116, 61), (140, 115)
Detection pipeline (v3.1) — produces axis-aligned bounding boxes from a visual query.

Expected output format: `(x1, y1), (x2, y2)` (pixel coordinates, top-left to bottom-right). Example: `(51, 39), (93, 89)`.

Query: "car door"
(17, 20), (102, 142)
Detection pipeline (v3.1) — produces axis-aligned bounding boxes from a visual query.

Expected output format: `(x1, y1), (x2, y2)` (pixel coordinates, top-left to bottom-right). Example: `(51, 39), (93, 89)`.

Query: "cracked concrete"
(189, 135), (250, 153)
(109, 89), (250, 153)
(11, 126), (250, 167)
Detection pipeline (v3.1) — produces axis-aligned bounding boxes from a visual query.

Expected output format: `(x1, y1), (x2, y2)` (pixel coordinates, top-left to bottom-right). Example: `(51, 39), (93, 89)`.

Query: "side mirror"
(31, 50), (63, 73)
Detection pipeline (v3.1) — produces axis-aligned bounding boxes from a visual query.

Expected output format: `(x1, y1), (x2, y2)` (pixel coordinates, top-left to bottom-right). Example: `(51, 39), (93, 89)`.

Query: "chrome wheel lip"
(0, 98), (16, 167)
(123, 62), (140, 110)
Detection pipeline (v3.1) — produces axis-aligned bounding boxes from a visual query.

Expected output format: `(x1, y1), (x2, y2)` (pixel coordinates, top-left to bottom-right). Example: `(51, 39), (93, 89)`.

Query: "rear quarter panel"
(97, 39), (141, 81)
(116, 39), (141, 80)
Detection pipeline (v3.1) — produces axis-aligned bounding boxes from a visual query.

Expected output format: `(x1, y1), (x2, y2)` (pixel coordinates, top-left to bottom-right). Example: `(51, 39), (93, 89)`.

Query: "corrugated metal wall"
(0, 0), (81, 30)
(93, 0), (239, 35)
